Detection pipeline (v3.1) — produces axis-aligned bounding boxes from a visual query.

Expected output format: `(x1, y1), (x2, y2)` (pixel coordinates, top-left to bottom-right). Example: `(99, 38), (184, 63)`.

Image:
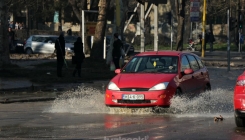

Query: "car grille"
(117, 100), (151, 104)
(120, 88), (149, 91)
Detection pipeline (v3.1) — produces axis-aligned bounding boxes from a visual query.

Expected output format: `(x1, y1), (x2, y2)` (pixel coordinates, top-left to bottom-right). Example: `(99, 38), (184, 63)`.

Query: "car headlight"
(237, 80), (245, 86)
(108, 82), (120, 90)
(66, 47), (71, 50)
(149, 82), (169, 91)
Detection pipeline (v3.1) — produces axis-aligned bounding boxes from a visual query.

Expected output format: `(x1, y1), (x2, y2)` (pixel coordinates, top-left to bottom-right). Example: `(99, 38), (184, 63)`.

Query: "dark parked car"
(10, 39), (26, 53)
(106, 36), (134, 55)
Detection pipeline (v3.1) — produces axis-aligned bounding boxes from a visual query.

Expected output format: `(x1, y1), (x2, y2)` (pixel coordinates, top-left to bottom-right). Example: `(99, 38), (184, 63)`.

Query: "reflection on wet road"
(1, 101), (245, 139)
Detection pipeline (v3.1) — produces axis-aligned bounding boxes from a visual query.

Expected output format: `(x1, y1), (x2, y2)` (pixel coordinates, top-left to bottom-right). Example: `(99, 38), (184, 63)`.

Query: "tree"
(175, 0), (186, 51)
(0, 0), (10, 68)
(90, 0), (111, 60)
(69, 0), (89, 53)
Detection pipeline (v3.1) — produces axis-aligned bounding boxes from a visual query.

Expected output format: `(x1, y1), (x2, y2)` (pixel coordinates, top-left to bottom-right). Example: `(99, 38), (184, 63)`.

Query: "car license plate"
(17, 43), (23, 46)
(122, 94), (144, 100)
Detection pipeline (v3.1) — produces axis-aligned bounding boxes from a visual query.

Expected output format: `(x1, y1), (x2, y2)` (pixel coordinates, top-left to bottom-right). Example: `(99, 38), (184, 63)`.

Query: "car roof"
(31, 35), (59, 37)
(135, 51), (198, 57)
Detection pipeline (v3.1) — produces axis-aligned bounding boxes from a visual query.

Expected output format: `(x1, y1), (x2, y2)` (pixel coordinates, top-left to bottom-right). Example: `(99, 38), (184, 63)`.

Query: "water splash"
(45, 85), (234, 117)
(45, 84), (109, 114)
(166, 88), (234, 118)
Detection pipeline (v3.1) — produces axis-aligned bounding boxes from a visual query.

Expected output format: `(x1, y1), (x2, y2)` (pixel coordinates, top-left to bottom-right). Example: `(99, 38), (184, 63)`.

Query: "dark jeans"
(9, 40), (14, 51)
(209, 42), (213, 52)
(113, 57), (120, 69)
(57, 58), (64, 77)
(75, 63), (82, 70)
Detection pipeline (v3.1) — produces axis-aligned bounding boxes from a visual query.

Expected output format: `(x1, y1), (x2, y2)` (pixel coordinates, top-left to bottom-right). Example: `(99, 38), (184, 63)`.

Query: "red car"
(234, 72), (245, 127)
(105, 51), (211, 108)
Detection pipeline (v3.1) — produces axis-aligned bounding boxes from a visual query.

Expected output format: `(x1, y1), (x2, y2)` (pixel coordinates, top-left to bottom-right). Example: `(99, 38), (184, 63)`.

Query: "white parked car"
(24, 35), (78, 54)
(64, 35), (78, 53)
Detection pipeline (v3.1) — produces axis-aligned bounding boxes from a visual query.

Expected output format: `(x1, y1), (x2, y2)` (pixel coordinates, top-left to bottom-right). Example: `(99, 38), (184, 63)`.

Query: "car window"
(187, 55), (199, 71)
(43, 37), (53, 43)
(65, 36), (77, 43)
(32, 36), (45, 42)
(195, 56), (204, 69)
(122, 55), (178, 74)
(181, 55), (191, 71)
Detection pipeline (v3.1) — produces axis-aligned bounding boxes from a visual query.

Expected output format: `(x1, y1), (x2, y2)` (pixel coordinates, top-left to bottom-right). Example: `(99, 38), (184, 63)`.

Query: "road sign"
(85, 22), (97, 36)
(190, 0), (200, 22)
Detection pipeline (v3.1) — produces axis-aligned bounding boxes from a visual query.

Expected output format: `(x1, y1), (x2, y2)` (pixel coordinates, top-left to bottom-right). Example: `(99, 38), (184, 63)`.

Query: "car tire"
(204, 84), (211, 92)
(235, 114), (245, 127)
(175, 88), (182, 96)
(25, 48), (33, 54)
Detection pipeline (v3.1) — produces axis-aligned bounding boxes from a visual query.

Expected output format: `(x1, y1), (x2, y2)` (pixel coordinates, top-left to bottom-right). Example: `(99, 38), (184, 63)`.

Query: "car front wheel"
(25, 48), (33, 54)
(204, 84), (211, 92)
(235, 114), (245, 127)
(175, 88), (182, 96)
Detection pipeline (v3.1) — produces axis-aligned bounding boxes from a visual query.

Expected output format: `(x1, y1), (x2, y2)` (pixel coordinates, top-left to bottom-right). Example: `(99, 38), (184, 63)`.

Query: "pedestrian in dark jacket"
(73, 37), (85, 77)
(8, 27), (15, 51)
(208, 30), (215, 52)
(204, 31), (209, 51)
(198, 34), (202, 49)
(112, 33), (123, 69)
(55, 32), (66, 77)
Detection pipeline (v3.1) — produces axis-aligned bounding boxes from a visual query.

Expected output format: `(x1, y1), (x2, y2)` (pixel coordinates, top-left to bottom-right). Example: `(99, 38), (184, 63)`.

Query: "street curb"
(0, 85), (67, 93)
(0, 97), (56, 104)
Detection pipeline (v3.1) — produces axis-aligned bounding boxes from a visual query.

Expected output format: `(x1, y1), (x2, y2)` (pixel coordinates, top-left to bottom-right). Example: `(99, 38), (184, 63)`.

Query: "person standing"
(198, 34), (202, 51)
(208, 30), (215, 52)
(112, 33), (123, 69)
(15, 22), (19, 30)
(204, 31), (209, 51)
(55, 32), (66, 77)
(8, 27), (15, 51)
(72, 37), (85, 77)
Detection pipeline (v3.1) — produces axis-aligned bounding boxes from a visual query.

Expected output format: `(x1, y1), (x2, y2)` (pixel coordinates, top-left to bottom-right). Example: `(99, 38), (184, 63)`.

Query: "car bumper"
(105, 89), (174, 107)
(234, 87), (245, 111)
(235, 109), (245, 117)
(16, 44), (24, 52)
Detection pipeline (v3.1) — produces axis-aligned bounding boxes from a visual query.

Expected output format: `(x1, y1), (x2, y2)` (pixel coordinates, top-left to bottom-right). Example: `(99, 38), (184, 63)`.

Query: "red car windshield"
(121, 55), (178, 74)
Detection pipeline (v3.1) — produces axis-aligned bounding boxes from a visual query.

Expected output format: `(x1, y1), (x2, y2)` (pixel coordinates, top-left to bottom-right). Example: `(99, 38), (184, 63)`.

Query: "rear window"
(43, 37), (58, 43)
(187, 55), (199, 71)
(195, 56), (204, 68)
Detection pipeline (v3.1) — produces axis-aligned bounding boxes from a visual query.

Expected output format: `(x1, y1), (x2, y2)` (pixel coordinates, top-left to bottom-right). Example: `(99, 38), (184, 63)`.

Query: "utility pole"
(140, 3), (145, 52)
(201, 0), (206, 57)
(227, 9), (231, 71)
(116, 0), (120, 33)
(154, 4), (158, 51)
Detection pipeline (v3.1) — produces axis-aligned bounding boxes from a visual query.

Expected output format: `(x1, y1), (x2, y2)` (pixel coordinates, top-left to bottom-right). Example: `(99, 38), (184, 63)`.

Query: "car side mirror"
(184, 68), (194, 75)
(115, 69), (121, 74)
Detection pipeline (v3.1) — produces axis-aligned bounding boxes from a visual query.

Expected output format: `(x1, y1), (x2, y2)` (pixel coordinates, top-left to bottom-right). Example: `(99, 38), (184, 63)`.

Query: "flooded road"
(1, 67), (245, 139)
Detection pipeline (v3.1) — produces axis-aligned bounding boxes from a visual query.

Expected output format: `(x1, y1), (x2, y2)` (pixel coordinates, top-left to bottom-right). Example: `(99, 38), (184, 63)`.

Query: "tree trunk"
(176, 0), (186, 51)
(0, 0), (10, 69)
(90, 0), (111, 59)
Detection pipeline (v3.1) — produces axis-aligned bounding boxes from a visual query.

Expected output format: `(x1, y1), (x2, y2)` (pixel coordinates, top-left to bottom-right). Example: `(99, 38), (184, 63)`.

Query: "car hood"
(111, 73), (177, 88)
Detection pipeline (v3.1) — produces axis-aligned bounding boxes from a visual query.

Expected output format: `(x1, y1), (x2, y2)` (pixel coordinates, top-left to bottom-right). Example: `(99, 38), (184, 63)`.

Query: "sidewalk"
(0, 78), (109, 104)
(192, 51), (245, 67)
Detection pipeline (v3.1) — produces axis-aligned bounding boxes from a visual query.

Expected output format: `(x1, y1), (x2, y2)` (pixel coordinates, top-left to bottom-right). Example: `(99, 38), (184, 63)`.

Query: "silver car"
(64, 35), (78, 53)
(24, 35), (58, 54)
(24, 35), (78, 54)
